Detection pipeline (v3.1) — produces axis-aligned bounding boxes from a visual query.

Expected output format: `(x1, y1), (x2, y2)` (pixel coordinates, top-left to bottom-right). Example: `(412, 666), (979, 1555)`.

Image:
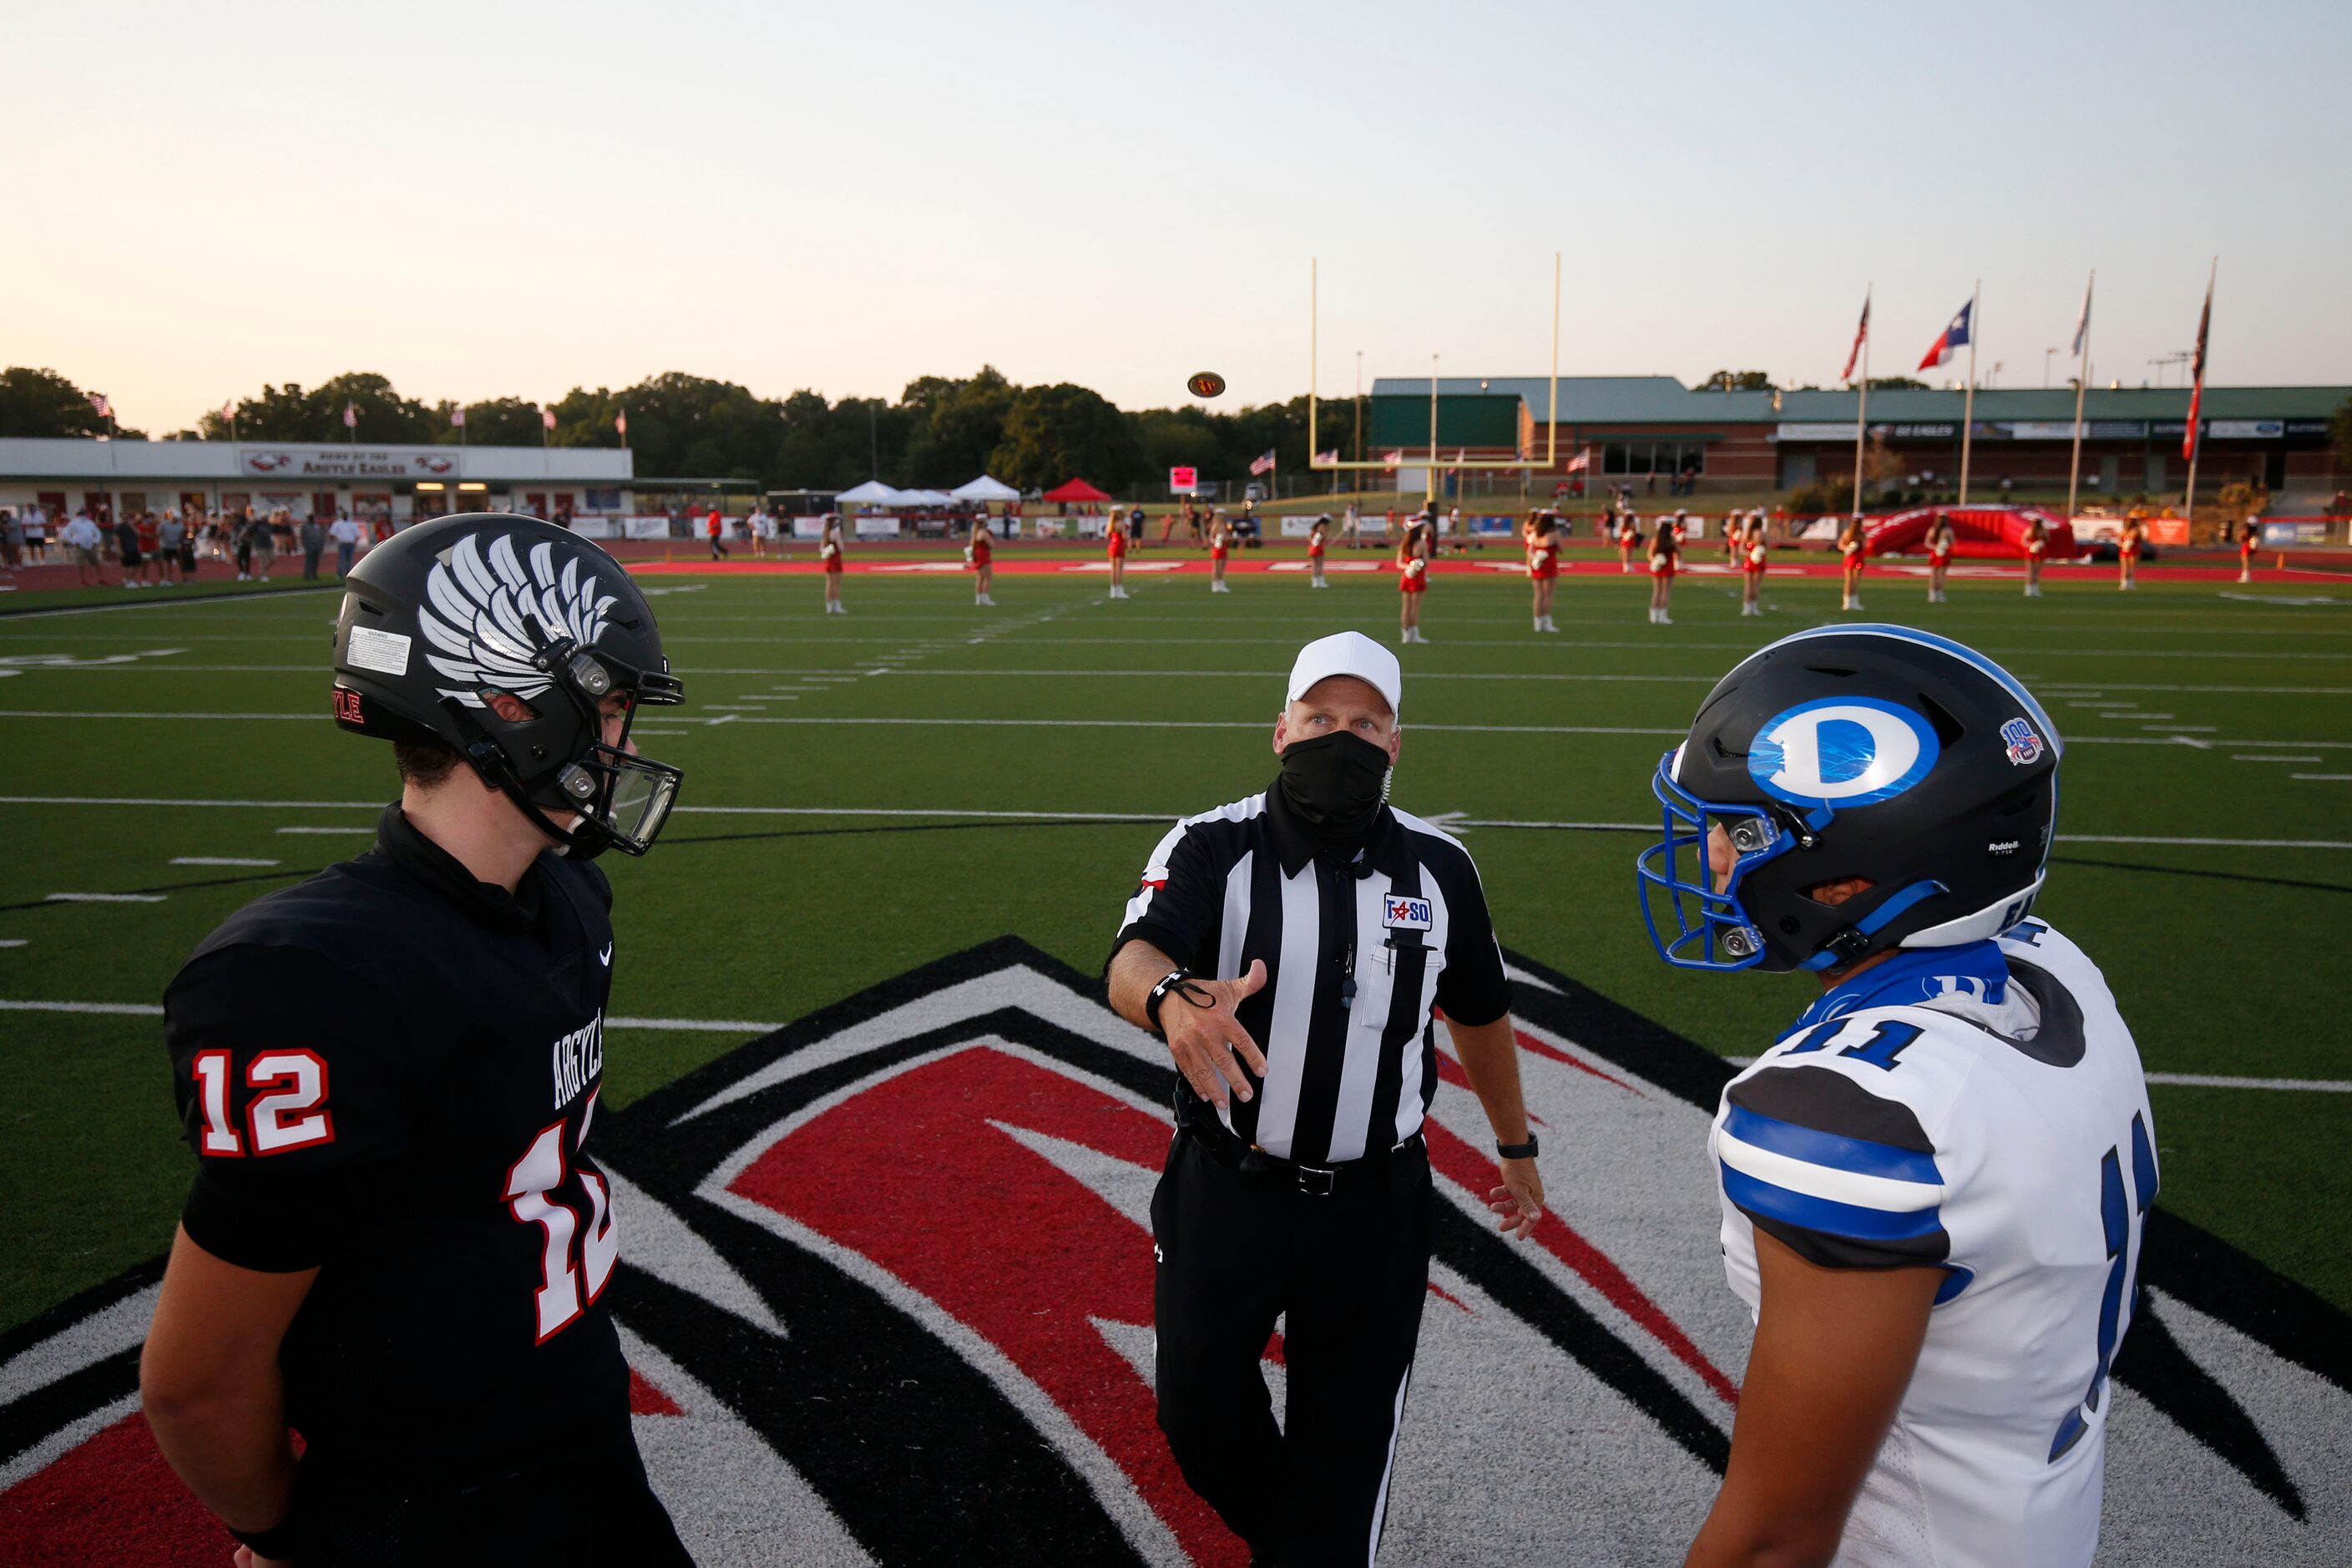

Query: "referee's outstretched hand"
(1162, 959), (1271, 1110)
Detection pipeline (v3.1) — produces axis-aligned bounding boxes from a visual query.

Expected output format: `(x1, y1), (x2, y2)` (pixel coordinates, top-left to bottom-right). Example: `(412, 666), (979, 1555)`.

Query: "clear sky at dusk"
(8, 0), (2347, 431)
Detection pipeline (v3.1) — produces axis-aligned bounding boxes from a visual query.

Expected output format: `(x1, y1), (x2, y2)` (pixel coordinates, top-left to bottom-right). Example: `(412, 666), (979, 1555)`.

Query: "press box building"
(0, 438), (634, 525)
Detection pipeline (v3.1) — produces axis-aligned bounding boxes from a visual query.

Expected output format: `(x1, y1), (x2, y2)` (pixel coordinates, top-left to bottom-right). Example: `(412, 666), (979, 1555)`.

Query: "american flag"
(615, 409), (629, 439)
(1841, 291), (1870, 382)
(449, 407), (467, 429)
(1381, 449), (1403, 468)
(2183, 271), (2213, 461)
(218, 398), (235, 422)
(1248, 449), (1277, 476)
(342, 401), (358, 428)
(1314, 448), (1338, 465)
(88, 392), (113, 419)
(541, 407), (558, 432)
(1565, 448), (1591, 473)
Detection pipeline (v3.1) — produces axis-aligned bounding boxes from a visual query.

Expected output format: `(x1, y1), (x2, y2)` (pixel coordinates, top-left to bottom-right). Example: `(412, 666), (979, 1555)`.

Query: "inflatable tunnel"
(1864, 506), (2076, 560)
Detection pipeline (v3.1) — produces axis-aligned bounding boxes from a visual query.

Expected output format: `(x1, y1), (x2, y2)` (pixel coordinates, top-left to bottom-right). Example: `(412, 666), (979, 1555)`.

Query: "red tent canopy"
(1041, 478), (1111, 503)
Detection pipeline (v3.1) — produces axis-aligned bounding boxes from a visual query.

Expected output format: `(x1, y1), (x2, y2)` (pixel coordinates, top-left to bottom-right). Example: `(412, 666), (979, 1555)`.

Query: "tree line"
(0, 365), (1360, 494)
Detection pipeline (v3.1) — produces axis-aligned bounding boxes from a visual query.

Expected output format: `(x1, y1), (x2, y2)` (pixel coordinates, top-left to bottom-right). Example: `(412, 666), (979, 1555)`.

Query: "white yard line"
(5, 794), (2348, 849)
(0, 588), (336, 622)
(1723, 1053), (2348, 1092)
(2292, 773), (2352, 782)
(0, 710), (319, 721)
(169, 857), (278, 867)
(18, 655), (2352, 694)
(0, 998), (779, 1034)
(45, 893), (166, 903)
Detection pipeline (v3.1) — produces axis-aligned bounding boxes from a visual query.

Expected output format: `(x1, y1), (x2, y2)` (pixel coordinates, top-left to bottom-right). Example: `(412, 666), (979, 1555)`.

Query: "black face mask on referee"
(1274, 730), (1391, 856)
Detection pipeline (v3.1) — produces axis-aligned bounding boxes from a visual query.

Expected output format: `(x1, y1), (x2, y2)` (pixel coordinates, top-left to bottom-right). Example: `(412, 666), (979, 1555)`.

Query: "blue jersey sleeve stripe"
(1722, 1103), (1944, 1185)
(1722, 1164), (1949, 1243)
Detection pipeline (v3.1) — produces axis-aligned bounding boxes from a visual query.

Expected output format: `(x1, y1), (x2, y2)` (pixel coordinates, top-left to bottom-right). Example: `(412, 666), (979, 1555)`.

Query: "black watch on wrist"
(230, 1516), (301, 1562)
(1496, 1133), (1540, 1161)
(1144, 969), (1193, 1038)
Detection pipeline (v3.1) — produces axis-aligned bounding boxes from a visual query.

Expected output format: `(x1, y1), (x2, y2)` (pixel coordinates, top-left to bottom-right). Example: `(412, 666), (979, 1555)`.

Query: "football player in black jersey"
(139, 514), (694, 1567)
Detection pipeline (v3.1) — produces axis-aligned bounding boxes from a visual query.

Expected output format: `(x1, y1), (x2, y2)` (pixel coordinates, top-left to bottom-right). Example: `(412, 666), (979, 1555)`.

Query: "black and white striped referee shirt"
(1111, 786), (1511, 1165)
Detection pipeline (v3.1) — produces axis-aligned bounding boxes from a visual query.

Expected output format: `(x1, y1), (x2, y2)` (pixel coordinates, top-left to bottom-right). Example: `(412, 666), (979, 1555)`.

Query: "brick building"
(1365, 377), (2348, 506)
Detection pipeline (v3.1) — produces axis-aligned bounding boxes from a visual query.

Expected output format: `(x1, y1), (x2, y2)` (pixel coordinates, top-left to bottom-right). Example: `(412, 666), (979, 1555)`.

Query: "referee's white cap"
(1286, 630), (1402, 718)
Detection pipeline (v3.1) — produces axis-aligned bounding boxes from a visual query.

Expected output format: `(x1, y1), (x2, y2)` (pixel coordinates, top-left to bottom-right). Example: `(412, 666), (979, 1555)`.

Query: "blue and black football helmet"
(331, 513), (686, 858)
(1638, 625), (2061, 974)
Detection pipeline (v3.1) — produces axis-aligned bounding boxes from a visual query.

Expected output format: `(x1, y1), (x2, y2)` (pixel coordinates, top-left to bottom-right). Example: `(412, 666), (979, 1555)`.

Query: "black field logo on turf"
(2, 940), (2345, 1564)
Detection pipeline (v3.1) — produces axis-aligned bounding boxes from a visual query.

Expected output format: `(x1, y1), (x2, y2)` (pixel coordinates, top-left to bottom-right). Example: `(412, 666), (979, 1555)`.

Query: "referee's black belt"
(1180, 1109), (1424, 1198)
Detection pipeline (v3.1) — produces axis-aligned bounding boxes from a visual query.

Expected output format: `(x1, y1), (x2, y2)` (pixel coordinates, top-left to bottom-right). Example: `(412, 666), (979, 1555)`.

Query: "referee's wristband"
(229, 1515), (301, 1561)
(1496, 1134), (1540, 1161)
(1144, 969), (1201, 1039)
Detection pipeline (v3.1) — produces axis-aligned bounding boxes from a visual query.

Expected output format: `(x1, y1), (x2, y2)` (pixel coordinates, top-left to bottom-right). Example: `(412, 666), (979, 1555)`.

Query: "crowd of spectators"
(0, 503), (384, 589)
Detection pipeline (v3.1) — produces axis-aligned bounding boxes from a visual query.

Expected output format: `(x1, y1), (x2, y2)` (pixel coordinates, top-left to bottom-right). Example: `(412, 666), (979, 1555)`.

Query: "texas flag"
(1917, 300), (1974, 372)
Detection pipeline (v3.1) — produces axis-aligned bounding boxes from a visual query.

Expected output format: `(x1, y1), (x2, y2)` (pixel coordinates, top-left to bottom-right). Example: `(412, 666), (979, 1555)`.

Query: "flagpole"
(2182, 257), (2216, 523)
(1428, 355), (1439, 507)
(1851, 285), (1871, 521)
(2066, 270), (2093, 520)
(1958, 280), (1980, 505)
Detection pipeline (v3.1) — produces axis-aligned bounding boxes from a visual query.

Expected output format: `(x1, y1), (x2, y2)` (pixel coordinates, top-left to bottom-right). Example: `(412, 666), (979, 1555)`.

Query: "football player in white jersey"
(1637, 624), (2155, 1568)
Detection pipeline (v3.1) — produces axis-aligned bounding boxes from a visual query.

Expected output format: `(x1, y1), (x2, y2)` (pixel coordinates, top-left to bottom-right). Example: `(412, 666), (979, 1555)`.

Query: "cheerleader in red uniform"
(968, 513), (995, 606)
(820, 513), (847, 615)
(1307, 514), (1329, 589)
(1616, 509), (1640, 573)
(1925, 513), (1955, 605)
(1739, 516), (1768, 618)
(2022, 515), (2047, 599)
(2117, 514), (2143, 592)
(2238, 515), (2261, 583)
(1106, 507), (1130, 599)
(1526, 511), (1560, 632)
(1647, 519), (1678, 624)
(1208, 513), (1233, 593)
(1838, 516), (1867, 612)
(1398, 519), (1431, 643)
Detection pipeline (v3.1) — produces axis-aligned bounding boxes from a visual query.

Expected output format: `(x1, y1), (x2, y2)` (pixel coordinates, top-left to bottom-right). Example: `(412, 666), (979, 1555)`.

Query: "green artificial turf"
(2, 564), (2346, 1329)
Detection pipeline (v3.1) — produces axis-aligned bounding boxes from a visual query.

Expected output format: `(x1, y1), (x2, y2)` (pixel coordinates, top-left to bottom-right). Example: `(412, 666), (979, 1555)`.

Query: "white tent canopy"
(836, 480), (906, 507)
(900, 488), (955, 507)
(949, 474), (1020, 503)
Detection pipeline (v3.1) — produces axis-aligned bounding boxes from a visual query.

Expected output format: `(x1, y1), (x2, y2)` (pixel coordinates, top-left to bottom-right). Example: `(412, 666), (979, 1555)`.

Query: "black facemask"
(1277, 731), (1393, 853)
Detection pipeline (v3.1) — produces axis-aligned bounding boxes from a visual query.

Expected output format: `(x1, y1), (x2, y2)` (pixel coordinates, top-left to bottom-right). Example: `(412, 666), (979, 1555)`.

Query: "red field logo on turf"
(1, 939), (2344, 1565)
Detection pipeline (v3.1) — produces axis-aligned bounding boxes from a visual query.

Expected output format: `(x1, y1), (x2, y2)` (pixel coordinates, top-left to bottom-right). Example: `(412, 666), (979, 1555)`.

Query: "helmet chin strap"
(443, 698), (614, 862)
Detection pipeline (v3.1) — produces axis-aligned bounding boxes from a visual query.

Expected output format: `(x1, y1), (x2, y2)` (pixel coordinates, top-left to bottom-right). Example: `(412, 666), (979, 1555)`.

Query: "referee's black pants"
(1151, 1130), (1435, 1568)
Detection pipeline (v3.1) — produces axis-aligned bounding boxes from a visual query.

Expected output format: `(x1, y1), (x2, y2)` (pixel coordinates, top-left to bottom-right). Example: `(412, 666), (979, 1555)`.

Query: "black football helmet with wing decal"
(331, 513), (686, 857)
